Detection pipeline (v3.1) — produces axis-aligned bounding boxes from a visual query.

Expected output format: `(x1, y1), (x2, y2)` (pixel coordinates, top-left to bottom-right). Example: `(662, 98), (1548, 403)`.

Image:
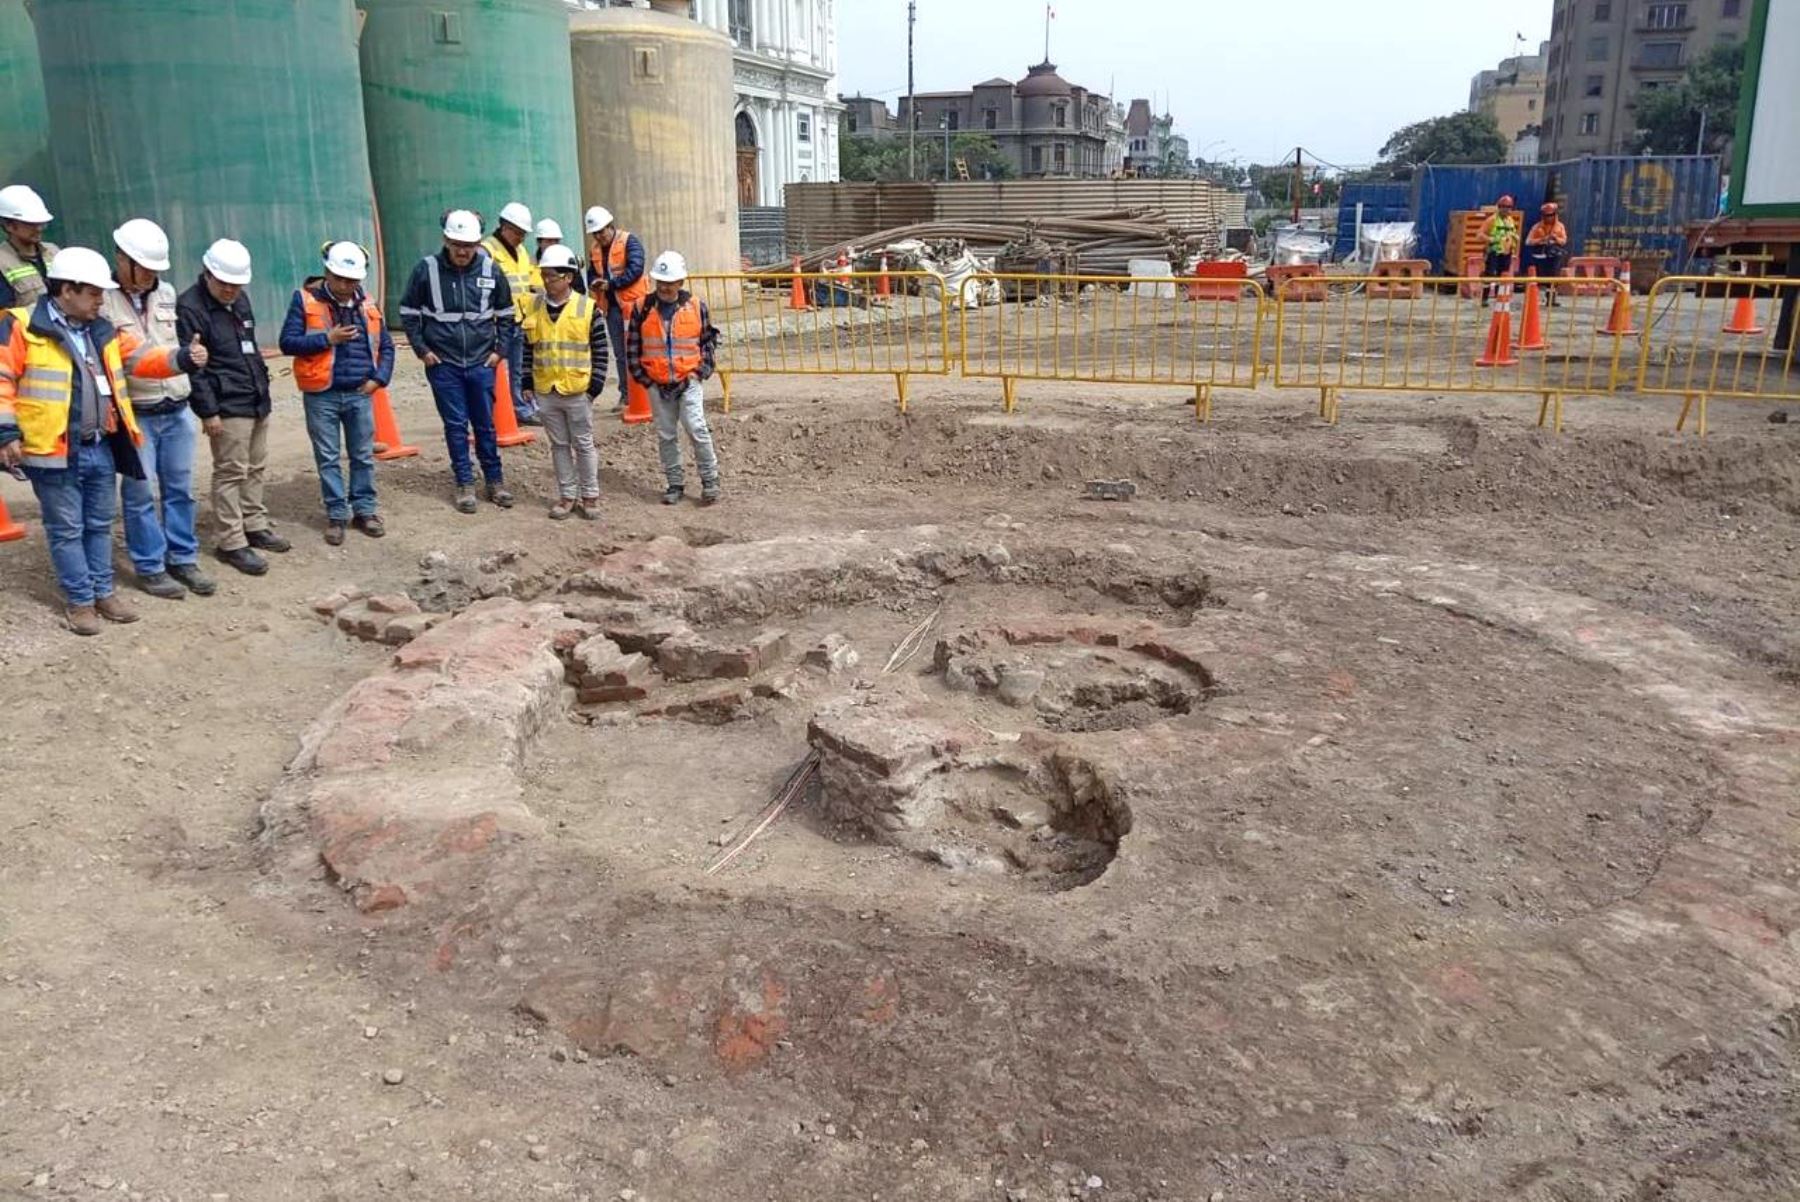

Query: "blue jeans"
(505, 328), (535, 422)
(119, 406), (200, 576)
(426, 361), (503, 487)
(303, 389), (378, 521)
(25, 437), (119, 606)
(604, 306), (628, 404)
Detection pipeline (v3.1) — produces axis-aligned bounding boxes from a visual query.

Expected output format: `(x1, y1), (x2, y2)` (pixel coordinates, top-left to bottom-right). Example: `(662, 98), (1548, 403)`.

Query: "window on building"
(1549, 45), (1561, 69)
(1542, 115), (1555, 139)
(946, 110), (959, 131)
(1593, 1), (1611, 18)
(1054, 144), (1067, 172)
(1546, 80), (1559, 102)
(1723, 0), (1742, 15)
(1640, 41), (1683, 68)
(1645, 3), (1688, 29)
(984, 108), (997, 130)
(728, 0), (752, 46)
(1054, 104), (1067, 129)
(797, 112), (811, 143)
(1552, 6), (1564, 32)
(1580, 112), (1600, 134)
(1587, 34), (1609, 61)
(1031, 146), (1044, 173)
(1528, 98), (1537, 110)
(847, 112), (858, 132)
(1585, 72), (1604, 96)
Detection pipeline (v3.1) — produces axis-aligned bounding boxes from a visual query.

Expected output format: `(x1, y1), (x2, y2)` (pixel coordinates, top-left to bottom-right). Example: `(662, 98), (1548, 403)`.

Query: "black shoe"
(661, 484), (685, 505)
(352, 514), (386, 538)
(216, 546), (268, 576)
(700, 481), (721, 505)
(247, 529), (291, 553)
(519, 413), (544, 427)
(325, 521), (347, 547)
(166, 563), (217, 596)
(138, 571), (187, 601)
(485, 483), (514, 509)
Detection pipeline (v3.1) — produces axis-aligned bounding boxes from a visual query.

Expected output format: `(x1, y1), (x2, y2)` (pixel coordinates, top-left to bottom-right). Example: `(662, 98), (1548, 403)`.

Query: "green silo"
(0, 0), (51, 185)
(33, 0), (377, 337)
(358, 0), (582, 319)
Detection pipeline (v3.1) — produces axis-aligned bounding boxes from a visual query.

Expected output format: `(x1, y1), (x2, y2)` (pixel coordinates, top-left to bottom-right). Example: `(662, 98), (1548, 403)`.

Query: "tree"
(1377, 111), (1508, 176)
(940, 133), (1015, 181)
(839, 114), (912, 181)
(1636, 41), (1744, 155)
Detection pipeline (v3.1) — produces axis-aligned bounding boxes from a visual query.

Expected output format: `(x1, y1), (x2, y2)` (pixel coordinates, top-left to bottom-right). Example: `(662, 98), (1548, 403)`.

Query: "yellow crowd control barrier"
(687, 270), (952, 413)
(1636, 275), (1800, 436)
(1271, 274), (1631, 430)
(956, 273), (1266, 421)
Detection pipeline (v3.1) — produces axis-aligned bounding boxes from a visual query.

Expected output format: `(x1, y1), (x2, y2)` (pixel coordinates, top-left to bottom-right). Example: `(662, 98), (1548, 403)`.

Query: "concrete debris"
(1084, 479), (1137, 502)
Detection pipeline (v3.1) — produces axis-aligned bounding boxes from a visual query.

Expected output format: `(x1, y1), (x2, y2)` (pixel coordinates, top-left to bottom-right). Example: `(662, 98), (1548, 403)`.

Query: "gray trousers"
(539, 391), (599, 499)
(650, 378), (718, 488)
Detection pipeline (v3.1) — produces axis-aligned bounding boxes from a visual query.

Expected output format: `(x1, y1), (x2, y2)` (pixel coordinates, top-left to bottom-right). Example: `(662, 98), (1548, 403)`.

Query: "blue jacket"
(398, 249), (514, 368)
(278, 282), (395, 393)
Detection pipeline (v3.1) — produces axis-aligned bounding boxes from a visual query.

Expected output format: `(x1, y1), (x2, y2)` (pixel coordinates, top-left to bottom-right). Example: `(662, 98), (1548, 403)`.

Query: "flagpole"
(1044, 4), (1051, 62)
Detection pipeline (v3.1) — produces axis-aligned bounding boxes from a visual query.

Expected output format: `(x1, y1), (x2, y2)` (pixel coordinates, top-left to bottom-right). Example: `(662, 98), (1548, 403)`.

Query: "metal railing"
(955, 273), (1266, 421)
(1636, 275), (1800, 435)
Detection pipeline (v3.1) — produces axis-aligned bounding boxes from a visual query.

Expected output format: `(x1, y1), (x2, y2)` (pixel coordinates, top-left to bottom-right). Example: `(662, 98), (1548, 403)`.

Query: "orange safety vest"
(589, 230), (648, 313)
(292, 288), (385, 394)
(636, 297), (704, 386)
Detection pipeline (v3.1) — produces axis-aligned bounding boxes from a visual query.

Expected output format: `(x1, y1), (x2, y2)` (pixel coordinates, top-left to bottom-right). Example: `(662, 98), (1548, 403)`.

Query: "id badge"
(240, 340), (257, 355)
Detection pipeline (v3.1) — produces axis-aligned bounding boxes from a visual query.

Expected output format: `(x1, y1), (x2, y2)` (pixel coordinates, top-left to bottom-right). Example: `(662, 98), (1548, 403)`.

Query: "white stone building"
(690, 0), (842, 206)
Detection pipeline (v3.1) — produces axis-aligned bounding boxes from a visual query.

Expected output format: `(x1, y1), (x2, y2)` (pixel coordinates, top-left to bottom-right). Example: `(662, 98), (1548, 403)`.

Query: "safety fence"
(1636, 275), (1800, 436)
(686, 270), (953, 413)
(955, 273), (1266, 421)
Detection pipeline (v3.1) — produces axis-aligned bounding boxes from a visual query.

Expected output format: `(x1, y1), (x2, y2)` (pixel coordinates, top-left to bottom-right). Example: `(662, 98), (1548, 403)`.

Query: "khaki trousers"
(209, 415), (271, 551)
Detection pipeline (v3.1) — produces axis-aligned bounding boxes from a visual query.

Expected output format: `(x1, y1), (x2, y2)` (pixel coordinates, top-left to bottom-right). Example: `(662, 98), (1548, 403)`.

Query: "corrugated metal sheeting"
(738, 205), (786, 266)
(783, 180), (1246, 255)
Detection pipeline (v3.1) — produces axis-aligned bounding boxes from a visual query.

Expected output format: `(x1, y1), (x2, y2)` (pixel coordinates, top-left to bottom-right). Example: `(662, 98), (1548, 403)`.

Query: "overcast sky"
(837, 0), (1552, 167)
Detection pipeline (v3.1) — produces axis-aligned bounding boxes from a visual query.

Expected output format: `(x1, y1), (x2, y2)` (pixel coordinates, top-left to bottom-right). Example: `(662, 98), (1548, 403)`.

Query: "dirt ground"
(2, 348), (1798, 1202)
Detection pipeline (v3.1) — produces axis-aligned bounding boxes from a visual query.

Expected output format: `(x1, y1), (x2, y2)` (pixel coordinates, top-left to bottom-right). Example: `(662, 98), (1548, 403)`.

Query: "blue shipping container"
(1546, 155), (1721, 280)
(1334, 182), (1411, 260)
(1410, 163), (1553, 272)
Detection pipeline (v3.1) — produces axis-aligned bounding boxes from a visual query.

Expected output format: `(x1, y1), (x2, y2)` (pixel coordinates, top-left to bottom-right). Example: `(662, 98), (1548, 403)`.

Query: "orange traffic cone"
(1515, 267), (1548, 352)
(621, 375), (652, 425)
(371, 386), (420, 461)
(491, 358), (536, 447)
(1722, 293), (1765, 336)
(787, 256), (813, 311)
(0, 488), (26, 542)
(1476, 277), (1520, 367)
(875, 254), (892, 302)
(1597, 263), (1638, 336)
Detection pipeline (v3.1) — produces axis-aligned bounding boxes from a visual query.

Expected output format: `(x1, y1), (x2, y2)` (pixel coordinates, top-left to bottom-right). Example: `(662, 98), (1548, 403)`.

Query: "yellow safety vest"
(521, 292), (595, 396)
(482, 234), (541, 317)
(0, 304), (153, 469)
(0, 239), (59, 307)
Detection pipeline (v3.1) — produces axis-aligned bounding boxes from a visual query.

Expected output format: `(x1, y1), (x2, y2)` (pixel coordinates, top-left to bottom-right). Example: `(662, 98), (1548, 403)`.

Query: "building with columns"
(690, 0), (842, 206)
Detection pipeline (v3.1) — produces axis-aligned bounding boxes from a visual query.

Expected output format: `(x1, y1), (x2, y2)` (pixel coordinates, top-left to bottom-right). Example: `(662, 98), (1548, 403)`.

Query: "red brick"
(366, 593), (420, 616)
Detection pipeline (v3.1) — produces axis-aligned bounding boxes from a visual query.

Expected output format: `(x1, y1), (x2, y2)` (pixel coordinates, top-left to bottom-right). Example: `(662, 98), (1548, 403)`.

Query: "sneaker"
(65, 604), (102, 636)
(661, 484), (685, 506)
(216, 545), (268, 576)
(247, 529), (291, 553)
(576, 496), (601, 522)
(455, 488), (478, 514)
(324, 521), (347, 547)
(700, 481), (721, 505)
(95, 593), (140, 624)
(166, 563), (216, 596)
(486, 483), (515, 509)
(519, 412), (544, 427)
(138, 571), (187, 601)
(352, 514), (386, 539)
(548, 499), (576, 521)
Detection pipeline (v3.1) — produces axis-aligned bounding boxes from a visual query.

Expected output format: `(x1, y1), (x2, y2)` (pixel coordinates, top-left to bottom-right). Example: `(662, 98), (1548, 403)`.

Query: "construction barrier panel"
(687, 270), (953, 414)
(1271, 274), (1632, 429)
(1636, 275), (1800, 435)
(956, 273), (1266, 422)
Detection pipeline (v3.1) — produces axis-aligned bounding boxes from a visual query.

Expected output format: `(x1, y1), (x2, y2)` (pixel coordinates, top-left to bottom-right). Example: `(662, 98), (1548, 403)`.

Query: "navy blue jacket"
(278, 282), (395, 393)
(398, 249), (514, 369)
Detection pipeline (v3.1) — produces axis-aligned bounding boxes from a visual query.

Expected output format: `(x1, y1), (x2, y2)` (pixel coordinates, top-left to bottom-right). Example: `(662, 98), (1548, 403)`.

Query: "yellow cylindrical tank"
(570, 8), (739, 301)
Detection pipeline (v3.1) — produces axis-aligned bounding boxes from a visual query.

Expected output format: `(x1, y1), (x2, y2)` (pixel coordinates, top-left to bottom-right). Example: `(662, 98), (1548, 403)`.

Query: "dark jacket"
(520, 294), (609, 398)
(398, 248), (514, 369)
(176, 278), (272, 421)
(625, 291), (718, 388)
(278, 281), (396, 393)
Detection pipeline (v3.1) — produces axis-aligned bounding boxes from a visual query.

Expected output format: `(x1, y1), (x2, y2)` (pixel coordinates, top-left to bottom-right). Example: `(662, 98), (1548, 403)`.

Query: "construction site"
(4, 1), (1800, 1201)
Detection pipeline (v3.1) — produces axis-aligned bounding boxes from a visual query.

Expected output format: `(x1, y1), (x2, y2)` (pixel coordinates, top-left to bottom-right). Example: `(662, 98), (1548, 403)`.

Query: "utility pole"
(1292, 147), (1302, 224)
(906, 0), (917, 181)
(941, 113), (951, 180)
(1694, 107), (1708, 156)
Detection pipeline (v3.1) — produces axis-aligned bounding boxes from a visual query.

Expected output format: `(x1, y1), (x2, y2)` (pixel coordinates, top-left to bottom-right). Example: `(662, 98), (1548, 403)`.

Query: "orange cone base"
(375, 442), (421, 461)
(370, 387), (420, 460)
(1598, 296), (1638, 336)
(622, 377), (652, 425)
(1723, 298), (1765, 336)
(0, 498), (25, 543)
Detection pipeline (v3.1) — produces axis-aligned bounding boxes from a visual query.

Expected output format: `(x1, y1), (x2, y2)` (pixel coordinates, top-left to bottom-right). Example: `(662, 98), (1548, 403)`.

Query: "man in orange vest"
(278, 241), (394, 545)
(583, 205), (646, 414)
(1523, 201), (1569, 307)
(626, 250), (720, 505)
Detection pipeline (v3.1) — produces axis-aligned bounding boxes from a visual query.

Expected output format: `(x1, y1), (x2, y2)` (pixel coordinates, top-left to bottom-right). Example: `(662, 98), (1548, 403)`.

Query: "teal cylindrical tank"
(33, 0), (377, 338)
(0, 0), (52, 185)
(358, 0), (582, 319)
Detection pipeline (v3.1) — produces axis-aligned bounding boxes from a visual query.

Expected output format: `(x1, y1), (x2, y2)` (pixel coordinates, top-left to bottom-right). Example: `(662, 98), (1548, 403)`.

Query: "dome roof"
(1016, 60), (1072, 98)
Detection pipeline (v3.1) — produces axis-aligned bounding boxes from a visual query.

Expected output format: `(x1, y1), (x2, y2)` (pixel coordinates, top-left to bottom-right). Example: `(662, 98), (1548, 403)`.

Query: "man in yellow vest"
(520, 244), (607, 520)
(0, 185), (60, 309)
(584, 205), (647, 414)
(483, 202), (542, 427)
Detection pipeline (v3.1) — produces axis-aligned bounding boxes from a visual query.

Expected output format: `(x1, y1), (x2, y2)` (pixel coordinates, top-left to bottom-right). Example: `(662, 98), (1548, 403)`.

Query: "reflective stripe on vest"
(101, 282), (189, 405)
(638, 298), (703, 385)
(524, 293), (595, 395)
(0, 241), (58, 306)
(2, 304), (141, 465)
(404, 255), (495, 324)
(294, 289), (385, 394)
(483, 236), (540, 315)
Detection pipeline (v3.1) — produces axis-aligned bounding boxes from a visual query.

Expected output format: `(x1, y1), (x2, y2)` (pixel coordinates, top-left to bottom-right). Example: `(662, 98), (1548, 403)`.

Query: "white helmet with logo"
(498, 201), (532, 232)
(534, 217), (563, 241)
(583, 205), (614, 234)
(442, 209), (482, 242)
(648, 251), (688, 283)
(202, 239), (253, 285)
(323, 241), (369, 281)
(538, 244), (581, 274)
(112, 218), (171, 272)
(46, 246), (118, 290)
(0, 184), (53, 224)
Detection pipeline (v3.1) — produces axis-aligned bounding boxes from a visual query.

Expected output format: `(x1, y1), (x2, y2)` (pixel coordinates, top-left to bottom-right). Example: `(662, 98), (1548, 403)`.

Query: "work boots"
(95, 594), (140, 624)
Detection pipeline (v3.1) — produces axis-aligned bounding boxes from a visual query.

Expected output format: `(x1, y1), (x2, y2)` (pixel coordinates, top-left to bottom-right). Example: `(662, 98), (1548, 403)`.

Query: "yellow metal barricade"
(956, 273), (1266, 422)
(1636, 275), (1800, 435)
(1271, 274), (1631, 430)
(687, 270), (952, 413)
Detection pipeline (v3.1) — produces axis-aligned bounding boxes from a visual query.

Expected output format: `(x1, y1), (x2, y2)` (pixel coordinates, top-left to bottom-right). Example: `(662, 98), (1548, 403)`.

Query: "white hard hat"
(443, 209), (482, 243)
(323, 240), (369, 281)
(45, 246), (118, 290)
(112, 218), (171, 272)
(498, 201), (532, 232)
(534, 217), (563, 241)
(583, 205), (614, 234)
(202, 238), (253, 285)
(0, 184), (53, 224)
(648, 250), (688, 283)
(538, 244), (581, 273)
